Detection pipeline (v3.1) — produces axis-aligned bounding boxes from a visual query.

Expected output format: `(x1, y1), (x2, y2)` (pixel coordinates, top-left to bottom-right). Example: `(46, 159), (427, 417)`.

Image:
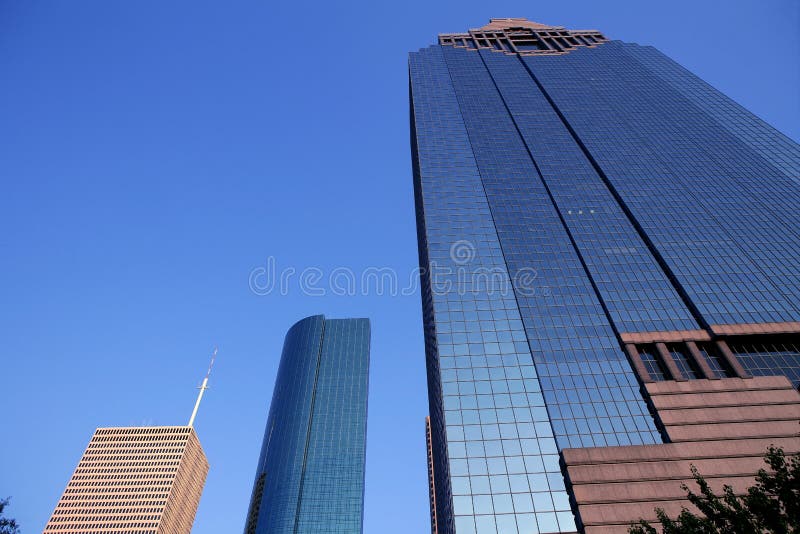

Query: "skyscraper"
(244, 315), (370, 534)
(43, 426), (209, 533)
(410, 18), (800, 534)
(44, 353), (215, 534)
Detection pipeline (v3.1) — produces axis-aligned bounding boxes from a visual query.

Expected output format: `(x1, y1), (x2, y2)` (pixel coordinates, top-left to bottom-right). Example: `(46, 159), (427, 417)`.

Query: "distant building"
(43, 426), (209, 534)
(44, 351), (216, 533)
(244, 315), (370, 534)
(410, 18), (800, 534)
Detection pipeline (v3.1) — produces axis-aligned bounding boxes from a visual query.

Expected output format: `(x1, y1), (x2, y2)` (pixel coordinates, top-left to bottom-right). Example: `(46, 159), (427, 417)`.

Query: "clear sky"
(1, 1), (798, 532)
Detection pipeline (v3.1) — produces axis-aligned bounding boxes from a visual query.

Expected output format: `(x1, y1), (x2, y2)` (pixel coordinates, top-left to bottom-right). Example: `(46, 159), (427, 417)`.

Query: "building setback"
(409, 18), (800, 534)
(43, 426), (209, 534)
(244, 315), (370, 534)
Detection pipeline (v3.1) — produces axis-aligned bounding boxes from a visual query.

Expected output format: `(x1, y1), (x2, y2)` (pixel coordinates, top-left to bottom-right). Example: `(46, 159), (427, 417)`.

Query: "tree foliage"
(630, 446), (799, 534)
(0, 498), (20, 534)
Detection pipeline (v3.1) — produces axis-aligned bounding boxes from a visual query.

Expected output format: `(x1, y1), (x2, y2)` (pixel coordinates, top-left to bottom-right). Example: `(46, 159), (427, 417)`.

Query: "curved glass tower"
(244, 315), (370, 534)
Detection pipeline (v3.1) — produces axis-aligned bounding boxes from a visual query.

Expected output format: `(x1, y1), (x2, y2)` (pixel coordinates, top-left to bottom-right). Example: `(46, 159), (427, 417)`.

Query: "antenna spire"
(189, 346), (217, 427)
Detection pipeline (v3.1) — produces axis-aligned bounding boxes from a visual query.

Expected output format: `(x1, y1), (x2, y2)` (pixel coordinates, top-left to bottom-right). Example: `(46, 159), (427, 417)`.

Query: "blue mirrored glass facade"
(410, 18), (800, 534)
(244, 315), (370, 534)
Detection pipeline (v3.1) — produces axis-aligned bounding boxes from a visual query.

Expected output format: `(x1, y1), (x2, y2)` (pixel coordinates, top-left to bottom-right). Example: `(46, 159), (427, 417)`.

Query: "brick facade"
(562, 377), (800, 533)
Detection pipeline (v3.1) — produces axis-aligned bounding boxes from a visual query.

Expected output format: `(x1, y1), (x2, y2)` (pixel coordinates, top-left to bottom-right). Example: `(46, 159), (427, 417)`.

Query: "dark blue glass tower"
(410, 18), (800, 534)
(244, 315), (370, 534)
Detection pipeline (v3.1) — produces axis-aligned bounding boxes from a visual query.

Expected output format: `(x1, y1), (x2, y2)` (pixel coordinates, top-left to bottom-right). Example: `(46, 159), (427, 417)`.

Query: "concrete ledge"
(650, 389), (800, 410)
(579, 499), (701, 527)
(562, 437), (800, 465)
(658, 404), (800, 425)
(572, 475), (756, 504)
(665, 420), (800, 442)
(567, 455), (774, 485)
(645, 376), (794, 395)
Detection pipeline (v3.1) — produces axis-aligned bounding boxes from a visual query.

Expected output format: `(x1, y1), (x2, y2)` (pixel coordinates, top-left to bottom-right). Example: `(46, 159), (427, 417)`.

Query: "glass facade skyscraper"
(410, 18), (800, 534)
(244, 315), (370, 534)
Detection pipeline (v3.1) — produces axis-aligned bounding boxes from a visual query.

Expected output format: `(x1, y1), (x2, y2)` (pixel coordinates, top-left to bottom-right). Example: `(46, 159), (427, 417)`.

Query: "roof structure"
(439, 18), (607, 56)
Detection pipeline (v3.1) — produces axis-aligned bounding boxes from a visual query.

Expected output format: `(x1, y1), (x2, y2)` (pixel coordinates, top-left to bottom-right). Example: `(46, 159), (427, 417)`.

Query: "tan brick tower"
(44, 349), (216, 533)
(44, 426), (209, 534)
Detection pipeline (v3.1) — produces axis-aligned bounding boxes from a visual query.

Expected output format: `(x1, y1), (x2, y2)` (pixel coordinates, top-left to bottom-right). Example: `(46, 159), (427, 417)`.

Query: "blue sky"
(1, 1), (798, 532)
